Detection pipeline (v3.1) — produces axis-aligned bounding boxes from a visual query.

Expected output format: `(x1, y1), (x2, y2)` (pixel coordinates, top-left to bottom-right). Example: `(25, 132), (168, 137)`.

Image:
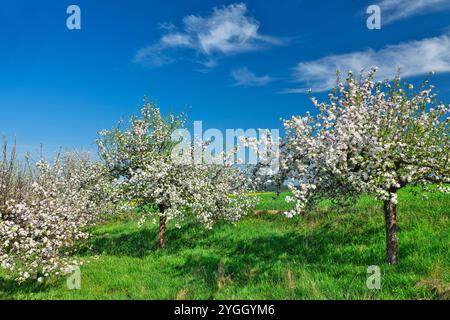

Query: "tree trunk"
(383, 198), (398, 265)
(158, 205), (167, 249)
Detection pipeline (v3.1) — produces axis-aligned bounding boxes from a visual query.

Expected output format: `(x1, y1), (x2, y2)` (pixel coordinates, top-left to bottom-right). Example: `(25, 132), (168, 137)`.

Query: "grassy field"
(1, 188), (449, 300)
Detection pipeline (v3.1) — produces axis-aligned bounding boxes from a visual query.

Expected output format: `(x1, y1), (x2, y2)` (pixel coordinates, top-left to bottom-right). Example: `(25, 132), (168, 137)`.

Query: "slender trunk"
(383, 198), (398, 265)
(158, 205), (167, 248)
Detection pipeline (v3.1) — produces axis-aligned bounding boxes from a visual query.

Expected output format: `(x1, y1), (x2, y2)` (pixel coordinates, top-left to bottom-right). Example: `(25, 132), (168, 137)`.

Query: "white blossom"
(264, 68), (449, 216)
(1, 151), (115, 282)
(97, 100), (256, 244)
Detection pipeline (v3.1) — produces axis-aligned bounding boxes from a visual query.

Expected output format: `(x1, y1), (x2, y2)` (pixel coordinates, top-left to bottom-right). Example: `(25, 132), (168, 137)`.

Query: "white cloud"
(376, 0), (450, 24)
(134, 3), (284, 68)
(158, 22), (176, 31)
(284, 33), (450, 93)
(231, 67), (273, 87)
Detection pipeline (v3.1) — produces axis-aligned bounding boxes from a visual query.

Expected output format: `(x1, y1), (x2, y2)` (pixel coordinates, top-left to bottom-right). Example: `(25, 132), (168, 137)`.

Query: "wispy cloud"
(231, 67), (273, 87)
(134, 3), (285, 68)
(376, 0), (450, 24)
(283, 33), (450, 93)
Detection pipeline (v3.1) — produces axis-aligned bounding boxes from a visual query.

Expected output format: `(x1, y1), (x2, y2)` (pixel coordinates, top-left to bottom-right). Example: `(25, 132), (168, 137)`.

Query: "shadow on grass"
(84, 213), (387, 264)
(83, 227), (157, 258)
(174, 225), (385, 291)
(0, 277), (52, 297)
(83, 221), (206, 258)
(2, 212), (431, 298)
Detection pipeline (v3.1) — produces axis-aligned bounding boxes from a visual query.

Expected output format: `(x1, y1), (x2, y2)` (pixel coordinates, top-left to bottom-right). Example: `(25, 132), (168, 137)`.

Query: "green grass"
(1, 188), (449, 300)
(253, 191), (294, 212)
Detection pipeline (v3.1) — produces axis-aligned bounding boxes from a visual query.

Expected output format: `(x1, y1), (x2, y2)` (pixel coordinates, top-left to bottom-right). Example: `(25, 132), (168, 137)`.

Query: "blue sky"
(1, 0), (450, 157)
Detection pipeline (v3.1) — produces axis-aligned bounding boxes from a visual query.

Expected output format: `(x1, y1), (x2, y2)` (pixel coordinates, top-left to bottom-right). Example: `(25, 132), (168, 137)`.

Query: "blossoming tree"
(0, 151), (113, 282)
(273, 69), (449, 264)
(97, 100), (254, 248)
